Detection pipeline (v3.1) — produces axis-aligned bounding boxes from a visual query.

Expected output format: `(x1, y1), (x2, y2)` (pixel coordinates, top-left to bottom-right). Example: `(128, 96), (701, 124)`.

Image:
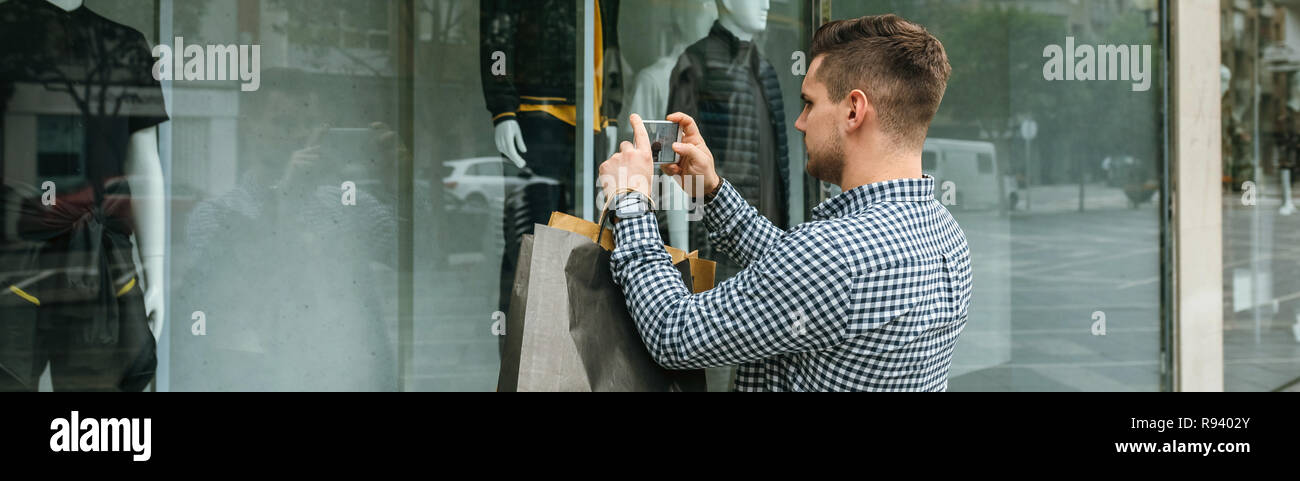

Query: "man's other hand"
(664, 112), (721, 199)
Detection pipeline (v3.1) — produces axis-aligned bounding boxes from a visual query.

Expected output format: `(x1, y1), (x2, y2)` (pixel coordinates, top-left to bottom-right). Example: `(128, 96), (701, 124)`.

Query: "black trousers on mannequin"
(0, 291), (156, 392)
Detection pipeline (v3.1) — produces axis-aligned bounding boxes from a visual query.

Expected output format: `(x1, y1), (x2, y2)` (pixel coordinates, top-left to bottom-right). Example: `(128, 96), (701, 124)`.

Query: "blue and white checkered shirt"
(611, 175), (972, 391)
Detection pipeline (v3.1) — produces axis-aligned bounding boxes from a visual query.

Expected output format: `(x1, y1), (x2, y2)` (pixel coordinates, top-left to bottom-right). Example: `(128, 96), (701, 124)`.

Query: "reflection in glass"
(167, 2), (401, 391)
(834, 0), (1166, 391)
(1220, 0), (1300, 392)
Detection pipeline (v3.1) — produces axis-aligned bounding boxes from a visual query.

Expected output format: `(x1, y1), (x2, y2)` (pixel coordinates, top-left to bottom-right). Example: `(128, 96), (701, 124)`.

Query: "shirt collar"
(811, 175), (936, 220)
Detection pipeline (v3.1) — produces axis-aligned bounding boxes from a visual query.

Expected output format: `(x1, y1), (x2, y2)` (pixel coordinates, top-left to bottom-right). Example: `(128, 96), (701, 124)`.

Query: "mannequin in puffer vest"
(668, 0), (790, 280)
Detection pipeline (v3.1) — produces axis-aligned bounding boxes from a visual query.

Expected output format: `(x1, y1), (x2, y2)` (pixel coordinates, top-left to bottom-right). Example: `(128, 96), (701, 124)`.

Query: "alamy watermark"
(152, 37), (261, 92)
(1043, 37), (1152, 92)
(49, 411), (151, 462)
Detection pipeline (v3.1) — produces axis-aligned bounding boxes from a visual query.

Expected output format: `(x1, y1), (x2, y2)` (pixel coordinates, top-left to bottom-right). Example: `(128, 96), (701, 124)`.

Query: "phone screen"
(642, 120), (683, 165)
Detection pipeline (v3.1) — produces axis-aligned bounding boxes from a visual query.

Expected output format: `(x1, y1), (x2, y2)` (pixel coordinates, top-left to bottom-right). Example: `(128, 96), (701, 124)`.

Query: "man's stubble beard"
(805, 131), (846, 186)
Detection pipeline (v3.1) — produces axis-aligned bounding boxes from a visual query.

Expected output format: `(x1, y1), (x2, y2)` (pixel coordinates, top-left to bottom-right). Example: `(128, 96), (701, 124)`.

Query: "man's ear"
(845, 89), (874, 133)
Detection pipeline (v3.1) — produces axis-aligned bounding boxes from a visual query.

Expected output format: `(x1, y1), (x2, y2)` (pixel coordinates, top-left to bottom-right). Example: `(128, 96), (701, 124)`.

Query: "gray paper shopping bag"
(496, 234), (532, 392)
(497, 218), (710, 392)
(565, 242), (706, 392)
(502, 224), (595, 392)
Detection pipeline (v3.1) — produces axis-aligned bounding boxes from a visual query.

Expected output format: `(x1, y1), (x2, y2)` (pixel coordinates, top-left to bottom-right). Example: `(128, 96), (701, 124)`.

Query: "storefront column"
(1171, 0), (1224, 391)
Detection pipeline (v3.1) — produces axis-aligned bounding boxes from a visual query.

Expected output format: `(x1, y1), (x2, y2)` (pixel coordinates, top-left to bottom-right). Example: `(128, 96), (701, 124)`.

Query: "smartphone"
(641, 120), (683, 165)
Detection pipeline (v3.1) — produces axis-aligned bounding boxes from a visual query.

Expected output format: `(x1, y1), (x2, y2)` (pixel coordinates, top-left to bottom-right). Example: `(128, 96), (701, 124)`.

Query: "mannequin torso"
(41, 0), (167, 341)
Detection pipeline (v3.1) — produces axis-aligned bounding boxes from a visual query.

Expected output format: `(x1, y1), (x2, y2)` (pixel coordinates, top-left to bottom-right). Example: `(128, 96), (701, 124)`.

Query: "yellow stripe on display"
(8, 285), (40, 306)
(117, 277), (137, 297)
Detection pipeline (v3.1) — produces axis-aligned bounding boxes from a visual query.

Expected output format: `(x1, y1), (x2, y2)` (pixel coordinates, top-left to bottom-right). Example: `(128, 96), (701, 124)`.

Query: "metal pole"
(1251, 0), (1262, 345)
(580, 0), (595, 221)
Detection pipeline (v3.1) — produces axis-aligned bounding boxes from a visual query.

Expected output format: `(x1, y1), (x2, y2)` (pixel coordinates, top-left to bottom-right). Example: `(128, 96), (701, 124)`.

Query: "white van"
(922, 138), (1017, 211)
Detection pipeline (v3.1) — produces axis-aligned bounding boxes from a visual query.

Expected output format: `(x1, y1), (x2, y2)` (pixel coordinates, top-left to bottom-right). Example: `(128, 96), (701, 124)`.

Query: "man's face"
(795, 56), (846, 184)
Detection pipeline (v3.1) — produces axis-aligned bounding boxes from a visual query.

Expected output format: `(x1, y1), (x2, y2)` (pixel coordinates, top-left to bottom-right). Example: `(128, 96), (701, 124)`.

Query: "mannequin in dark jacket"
(668, 1), (789, 280)
(480, 0), (623, 316)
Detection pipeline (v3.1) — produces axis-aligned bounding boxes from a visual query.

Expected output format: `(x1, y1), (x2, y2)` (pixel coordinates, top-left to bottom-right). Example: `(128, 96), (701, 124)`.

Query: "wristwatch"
(614, 191), (652, 221)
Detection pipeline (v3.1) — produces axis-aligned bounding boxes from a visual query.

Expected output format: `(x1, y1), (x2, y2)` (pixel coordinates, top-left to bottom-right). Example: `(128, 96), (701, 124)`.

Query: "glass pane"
(1220, 0), (1300, 392)
(410, 0), (589, 391)
(614, 0), (813, 390)
(4, 0), (1178, 392)
(832, 0), (1167, 391)
(162, 0), (403, 391)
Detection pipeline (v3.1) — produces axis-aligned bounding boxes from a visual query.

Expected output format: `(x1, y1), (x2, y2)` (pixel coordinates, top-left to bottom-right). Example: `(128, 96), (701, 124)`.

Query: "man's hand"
(599, 113), (655, 204)
(664, 112), (721, 199)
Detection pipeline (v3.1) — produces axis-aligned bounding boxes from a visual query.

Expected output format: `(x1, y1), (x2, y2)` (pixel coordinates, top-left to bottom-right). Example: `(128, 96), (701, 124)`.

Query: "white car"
(923, 138), (1018, 211)
(441, 157), (561, 210)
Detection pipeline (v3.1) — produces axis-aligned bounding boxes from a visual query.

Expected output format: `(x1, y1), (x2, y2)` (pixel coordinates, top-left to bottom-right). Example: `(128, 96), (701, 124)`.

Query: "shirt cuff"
(491, 111), (519, 125)
(614, 211), (663, 251)
(702, 180), (748, 236)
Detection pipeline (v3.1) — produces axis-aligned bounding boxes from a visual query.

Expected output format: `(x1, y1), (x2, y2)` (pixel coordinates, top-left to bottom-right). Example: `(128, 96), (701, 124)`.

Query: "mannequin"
(718, 0), (768, 42)
(0, 0), (166, 391)
(624, 1), (716, 129)
(667, 0), (790, 280)
(486, 0), (622, 169)
(44, 0), (165, 341)
(624, 0), (716, 249)
(481, 0), (622, 319)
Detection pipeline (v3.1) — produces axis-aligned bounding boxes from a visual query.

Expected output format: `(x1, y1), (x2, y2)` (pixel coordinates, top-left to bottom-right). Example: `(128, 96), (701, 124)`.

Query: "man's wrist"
(704, 178), (723, 203)
(611, 190), (652, 223)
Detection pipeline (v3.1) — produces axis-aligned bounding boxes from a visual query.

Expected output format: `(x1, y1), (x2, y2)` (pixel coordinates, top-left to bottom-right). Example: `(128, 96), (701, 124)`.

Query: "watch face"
(616, 193), (648, 219)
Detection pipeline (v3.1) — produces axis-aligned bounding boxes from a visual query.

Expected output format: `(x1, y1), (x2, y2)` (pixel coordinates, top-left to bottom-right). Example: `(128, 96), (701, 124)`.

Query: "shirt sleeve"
(125, 30), (169, 134)
(480, 0), (520, 125)
(611, 209), (854, 370)
(703, 180), (786, 269)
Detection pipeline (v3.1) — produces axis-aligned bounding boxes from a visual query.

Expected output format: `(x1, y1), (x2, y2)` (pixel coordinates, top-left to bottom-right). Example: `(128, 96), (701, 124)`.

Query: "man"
(599, 14), (971, 392)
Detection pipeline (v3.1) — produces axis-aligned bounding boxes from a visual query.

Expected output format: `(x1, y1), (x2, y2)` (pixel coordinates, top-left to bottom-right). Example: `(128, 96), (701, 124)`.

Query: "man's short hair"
(810, 14), (951, 149)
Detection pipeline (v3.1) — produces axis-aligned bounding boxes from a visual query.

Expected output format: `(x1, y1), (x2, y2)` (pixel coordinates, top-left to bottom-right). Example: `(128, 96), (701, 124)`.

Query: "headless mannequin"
(47, 0), (166, 342)
(667, 0), (785, 263)
(625, 1), (716, 121)
(714, 0), (777, 225)
(670, 0), (772, 249)
(626, 1), (716, 249)
(491, 8), (619, 168)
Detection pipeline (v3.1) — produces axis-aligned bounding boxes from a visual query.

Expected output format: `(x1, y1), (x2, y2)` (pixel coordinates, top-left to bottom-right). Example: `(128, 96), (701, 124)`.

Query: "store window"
(1220, 0), (1300, 392)
(1, 0), (1174, 392)
(831, 0), (1168, 391)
